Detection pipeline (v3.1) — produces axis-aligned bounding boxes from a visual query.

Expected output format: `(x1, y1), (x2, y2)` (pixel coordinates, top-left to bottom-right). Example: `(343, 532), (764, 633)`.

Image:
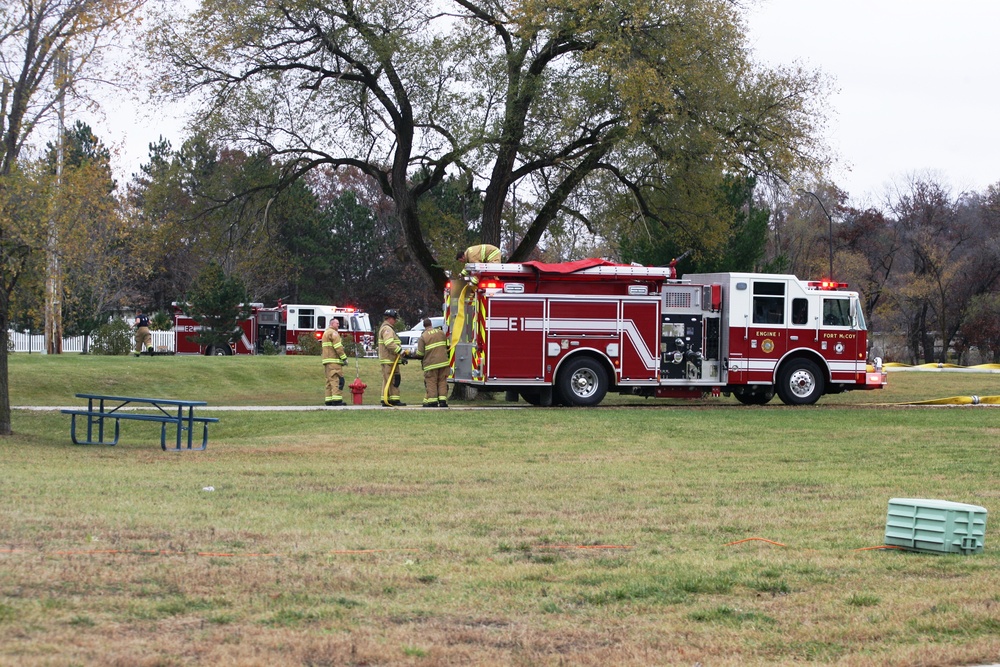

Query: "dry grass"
(2, 360), (1000, 665)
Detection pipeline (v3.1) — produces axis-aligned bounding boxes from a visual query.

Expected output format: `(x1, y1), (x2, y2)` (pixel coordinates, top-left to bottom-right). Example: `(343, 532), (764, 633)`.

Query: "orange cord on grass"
(724, 537), (788, 547)
(2, 542), (915, 558)
(536, 545), (633, 550)
(725, 538), (911, 552)
(0, 546), (420, 558)
(853, 545), (907, 551)
(329, 548), (421, 554)
(196, 552), (282, 558)
(14, 548), (284, 558)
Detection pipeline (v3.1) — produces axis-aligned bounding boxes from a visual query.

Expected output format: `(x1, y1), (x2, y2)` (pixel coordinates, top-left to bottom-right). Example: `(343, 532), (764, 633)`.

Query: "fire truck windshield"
(854, 298), (867, 331)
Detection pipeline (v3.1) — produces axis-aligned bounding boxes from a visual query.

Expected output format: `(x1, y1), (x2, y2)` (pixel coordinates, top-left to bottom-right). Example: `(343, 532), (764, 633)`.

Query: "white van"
(399, 317), (445, 356)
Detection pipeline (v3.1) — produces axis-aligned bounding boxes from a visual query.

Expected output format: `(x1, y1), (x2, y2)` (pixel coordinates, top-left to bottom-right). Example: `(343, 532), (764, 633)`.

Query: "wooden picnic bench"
(61, 394), (219, 451)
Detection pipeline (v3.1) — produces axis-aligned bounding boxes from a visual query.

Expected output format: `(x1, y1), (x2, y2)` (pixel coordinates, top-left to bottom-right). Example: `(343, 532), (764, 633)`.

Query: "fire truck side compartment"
(447, 263), (885, 406)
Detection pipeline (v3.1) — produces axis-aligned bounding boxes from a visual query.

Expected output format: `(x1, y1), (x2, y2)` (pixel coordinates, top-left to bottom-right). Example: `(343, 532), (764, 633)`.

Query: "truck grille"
(664, 291), (692, 308)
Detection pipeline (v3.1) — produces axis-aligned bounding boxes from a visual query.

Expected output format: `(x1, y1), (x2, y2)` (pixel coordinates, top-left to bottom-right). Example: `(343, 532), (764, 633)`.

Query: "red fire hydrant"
(349, 377), (367, 405)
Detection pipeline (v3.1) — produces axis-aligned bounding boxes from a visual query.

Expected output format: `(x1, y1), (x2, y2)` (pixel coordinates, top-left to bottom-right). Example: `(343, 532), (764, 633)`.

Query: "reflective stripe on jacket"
(416, 327), (449, 371)
(378, 321), (402, 364)
(465, 244), (501, 263)
(322, 327), (347, 365)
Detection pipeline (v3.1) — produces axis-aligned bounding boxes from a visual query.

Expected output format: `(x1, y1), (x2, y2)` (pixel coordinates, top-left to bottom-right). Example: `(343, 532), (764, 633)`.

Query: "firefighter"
(456, 244), (501, 270)
(414, 317), (449, 407)
(379, 309), (406, 406)
(134, 310), (152, 356)
(321, 318), (349, 406)
(456, 244), (501, 282)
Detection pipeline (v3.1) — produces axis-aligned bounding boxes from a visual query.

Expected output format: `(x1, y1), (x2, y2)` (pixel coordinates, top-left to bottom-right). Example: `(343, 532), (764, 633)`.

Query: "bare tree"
(0, 0), (147, 435)
(883, 177), (1000, 363)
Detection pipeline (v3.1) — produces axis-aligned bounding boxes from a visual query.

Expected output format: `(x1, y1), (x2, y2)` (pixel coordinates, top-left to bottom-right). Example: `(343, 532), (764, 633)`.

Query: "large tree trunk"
(0, 319), (11, 436)
(389, 108), (448, 293)
(907, 310), (922, 365)
(919, 304), (934, 363)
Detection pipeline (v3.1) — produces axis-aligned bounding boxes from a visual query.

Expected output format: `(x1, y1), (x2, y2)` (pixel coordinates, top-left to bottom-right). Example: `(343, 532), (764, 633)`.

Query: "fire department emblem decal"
(761, 338), (775, 354)
(835, 342), (845, 354)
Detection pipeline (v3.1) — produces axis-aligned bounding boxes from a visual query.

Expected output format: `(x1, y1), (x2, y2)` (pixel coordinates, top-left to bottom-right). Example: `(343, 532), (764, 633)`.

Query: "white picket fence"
(8, 329), (175, 354)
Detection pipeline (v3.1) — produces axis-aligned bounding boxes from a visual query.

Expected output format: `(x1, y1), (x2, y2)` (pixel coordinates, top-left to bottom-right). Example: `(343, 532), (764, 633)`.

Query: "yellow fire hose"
(381, 353), (403, 406)
(885, 362), (1000, 372)
(448, 284), (471, 372)
(894, 395), (1000, 406)
(880, 363), (1000, 405)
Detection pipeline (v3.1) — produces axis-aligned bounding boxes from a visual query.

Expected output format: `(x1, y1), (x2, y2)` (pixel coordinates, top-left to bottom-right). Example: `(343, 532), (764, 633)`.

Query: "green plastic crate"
(884, 498), (987, 555)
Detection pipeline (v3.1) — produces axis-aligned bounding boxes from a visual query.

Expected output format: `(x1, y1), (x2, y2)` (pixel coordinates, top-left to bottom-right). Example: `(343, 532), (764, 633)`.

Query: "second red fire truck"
(174, 303), (373, 355)
(447, 259), (886, 406)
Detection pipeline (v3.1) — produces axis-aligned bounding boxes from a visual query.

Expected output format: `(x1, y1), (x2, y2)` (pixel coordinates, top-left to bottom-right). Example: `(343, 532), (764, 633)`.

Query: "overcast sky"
(91, 1), (1000, 204)
(745, 0), (1000, 202)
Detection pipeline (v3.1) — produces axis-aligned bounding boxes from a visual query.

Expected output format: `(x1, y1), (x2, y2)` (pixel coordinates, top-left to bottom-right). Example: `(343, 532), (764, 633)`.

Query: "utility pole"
(797, 189), (834, 280)
(45, 49), (70, 355)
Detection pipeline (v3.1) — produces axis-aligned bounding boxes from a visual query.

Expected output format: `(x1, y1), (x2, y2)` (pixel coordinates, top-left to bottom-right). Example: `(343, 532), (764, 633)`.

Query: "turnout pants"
(135, 327), (151, 353)
(325, 363), (345, 402)
(423, 367), (449, 405)
(381, 363), (401, 403)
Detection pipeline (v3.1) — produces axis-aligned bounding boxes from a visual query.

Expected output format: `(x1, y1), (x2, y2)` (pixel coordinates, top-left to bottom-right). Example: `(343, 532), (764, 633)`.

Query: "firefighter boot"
(389, 400), (406, 407)
(326, 399), (345, 407)
(437, 400), (449, 408)
(422, 400), (439, 408)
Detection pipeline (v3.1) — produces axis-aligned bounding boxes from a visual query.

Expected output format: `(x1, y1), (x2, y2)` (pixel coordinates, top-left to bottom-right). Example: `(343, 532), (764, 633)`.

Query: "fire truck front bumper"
(861, 368), (888, 389)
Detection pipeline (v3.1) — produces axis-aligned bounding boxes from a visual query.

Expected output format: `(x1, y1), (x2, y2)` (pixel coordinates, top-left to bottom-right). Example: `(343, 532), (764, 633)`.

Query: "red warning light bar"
(808, 280), (848, 290)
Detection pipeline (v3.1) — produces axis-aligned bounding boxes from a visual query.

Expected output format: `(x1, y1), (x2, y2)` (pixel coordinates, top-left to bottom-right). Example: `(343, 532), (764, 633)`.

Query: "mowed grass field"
(2, 355), (1000, 666)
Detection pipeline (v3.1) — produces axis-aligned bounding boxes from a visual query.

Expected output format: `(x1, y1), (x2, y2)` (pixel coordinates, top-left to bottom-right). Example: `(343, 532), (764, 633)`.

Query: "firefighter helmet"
(384, 308), (399, 319)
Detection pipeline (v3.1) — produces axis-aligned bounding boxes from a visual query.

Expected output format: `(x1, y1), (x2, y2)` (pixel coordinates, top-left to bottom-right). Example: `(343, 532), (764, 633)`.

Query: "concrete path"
(17, 404), (526, 412)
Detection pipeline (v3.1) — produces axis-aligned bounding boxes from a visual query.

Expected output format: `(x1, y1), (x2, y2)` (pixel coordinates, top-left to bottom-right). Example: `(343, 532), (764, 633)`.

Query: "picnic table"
(61, 394), (219, 451)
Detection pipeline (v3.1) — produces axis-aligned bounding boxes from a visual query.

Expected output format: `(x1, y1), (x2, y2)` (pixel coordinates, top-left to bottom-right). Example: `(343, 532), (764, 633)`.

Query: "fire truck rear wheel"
(520, 390), (542, 406)
(208, 346), (230, 356)
(776, 359), (824, 405)
(734, 387), (774, 405)
(557, 357), (608, 407)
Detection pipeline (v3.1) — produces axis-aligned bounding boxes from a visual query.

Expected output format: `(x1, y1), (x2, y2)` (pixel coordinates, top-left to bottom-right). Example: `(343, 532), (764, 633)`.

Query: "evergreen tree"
(182, 262), (250, 354)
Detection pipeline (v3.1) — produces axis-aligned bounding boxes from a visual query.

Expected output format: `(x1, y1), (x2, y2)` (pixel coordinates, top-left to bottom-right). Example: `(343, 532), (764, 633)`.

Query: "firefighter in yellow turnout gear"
(415, 318), (450, 407)
(456, 244), (502, 279)
(321, 319), (349, 406)
(379, 309), (406, 406)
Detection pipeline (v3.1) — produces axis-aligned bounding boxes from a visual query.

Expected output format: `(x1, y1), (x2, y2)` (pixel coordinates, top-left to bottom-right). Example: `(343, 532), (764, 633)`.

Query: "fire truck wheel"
(208, 345), (230, 356)
(520, 391), (543, 406)
(557, 357), (608, 407)
(776, 359), (824, 405)
(734, 387), (774, 405)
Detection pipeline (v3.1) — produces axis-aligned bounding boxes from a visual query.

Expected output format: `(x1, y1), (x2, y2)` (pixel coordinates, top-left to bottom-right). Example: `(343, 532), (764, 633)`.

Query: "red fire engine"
(173, 303), (373, 355)
(446, 259), (887, 406)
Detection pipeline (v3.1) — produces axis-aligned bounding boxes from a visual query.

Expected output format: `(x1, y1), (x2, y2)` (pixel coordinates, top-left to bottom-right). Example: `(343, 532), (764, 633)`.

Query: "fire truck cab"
(447, 260), (886, 406)
(174, 303), (373, 355)
(279, 304), (374, 355)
